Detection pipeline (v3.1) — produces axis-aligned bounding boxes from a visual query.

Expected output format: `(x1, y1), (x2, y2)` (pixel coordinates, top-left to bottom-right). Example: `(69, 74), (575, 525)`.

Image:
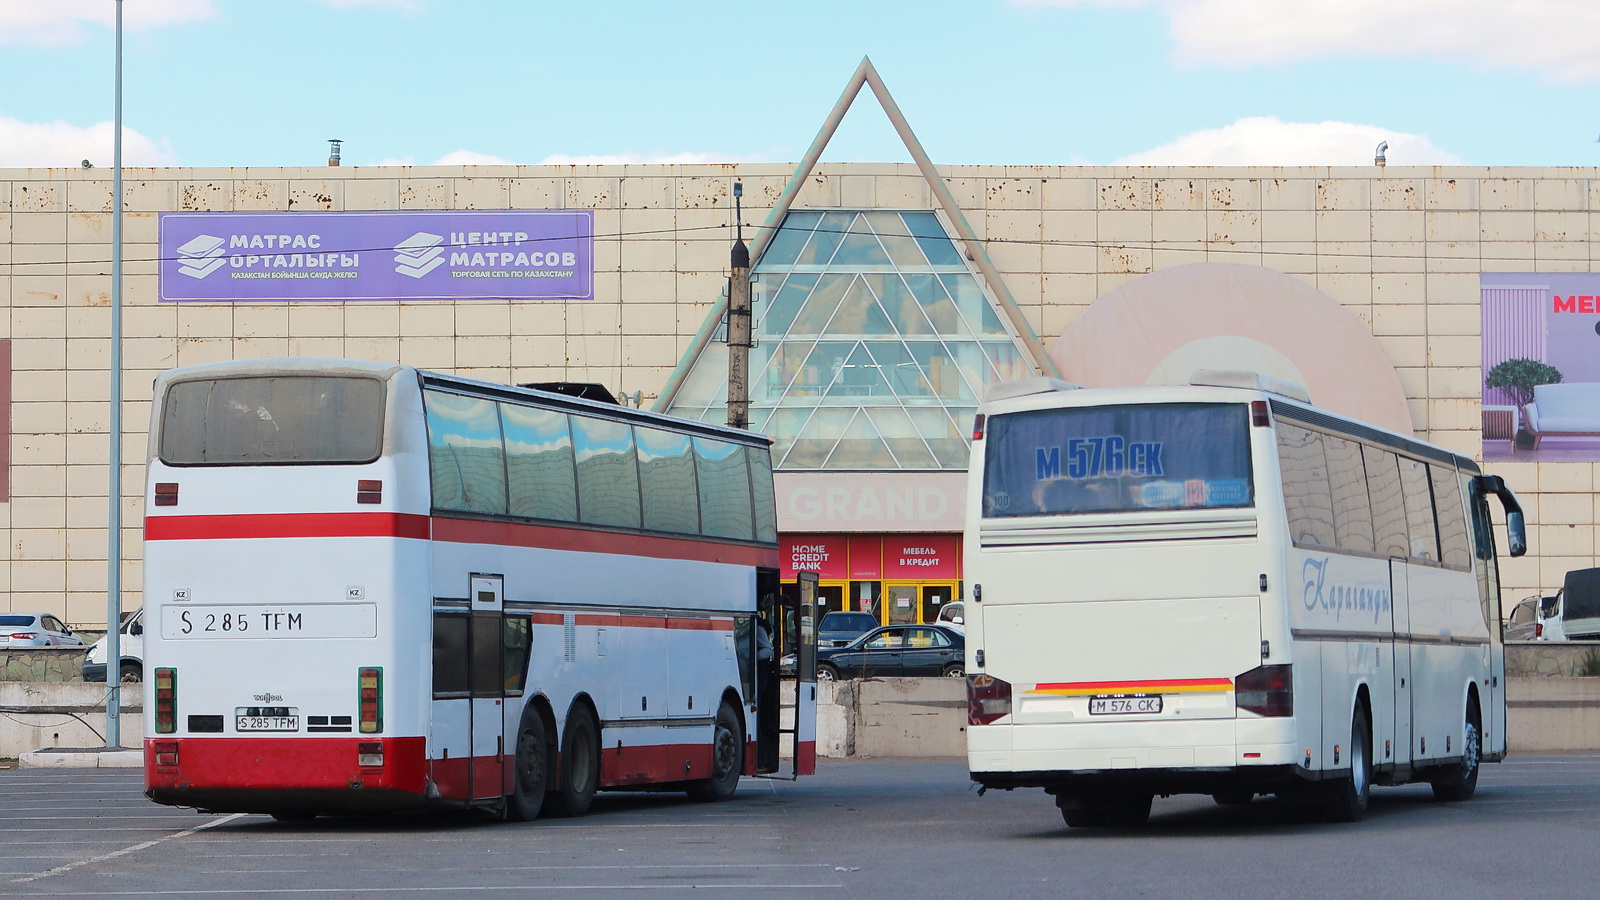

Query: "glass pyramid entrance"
(664, 210), (1034, 470)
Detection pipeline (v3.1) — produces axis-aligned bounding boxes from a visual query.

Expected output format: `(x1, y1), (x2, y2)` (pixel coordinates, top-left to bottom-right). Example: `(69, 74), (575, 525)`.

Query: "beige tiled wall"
(0, 163), (1595, 624)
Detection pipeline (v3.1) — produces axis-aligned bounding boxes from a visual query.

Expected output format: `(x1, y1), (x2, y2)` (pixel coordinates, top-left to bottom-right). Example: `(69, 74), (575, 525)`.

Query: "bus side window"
(1276, 424), (1334, 547)
(637, 426), (700, 535)
(502, 404), (578, 523)
(432, 614), (470, 698)
(1397, 456), (1439, 562)
(747, 447), (778, 543)
(695, 437), (754, 541)
(572, 416), (643, 529)
(424, 391), (508, 516)
(1324, 434), (1374, 553)
(1429, 464), (1473, 570)
(503, 616), (530, 694)
(1363, 445), (1408, 558)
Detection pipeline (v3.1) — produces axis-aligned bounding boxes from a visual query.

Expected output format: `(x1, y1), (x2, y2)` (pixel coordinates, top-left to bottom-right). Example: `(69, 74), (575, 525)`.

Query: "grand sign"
(158, 211), (594, 302)
(773, 471), (966, 533)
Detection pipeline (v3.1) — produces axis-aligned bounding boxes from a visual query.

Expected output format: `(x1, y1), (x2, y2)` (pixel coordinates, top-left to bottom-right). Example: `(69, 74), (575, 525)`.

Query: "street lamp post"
(106, 0), (125, 748)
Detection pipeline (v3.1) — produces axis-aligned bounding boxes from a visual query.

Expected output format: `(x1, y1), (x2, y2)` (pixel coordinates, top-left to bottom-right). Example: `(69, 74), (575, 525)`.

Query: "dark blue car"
(813, 624), (965, 681)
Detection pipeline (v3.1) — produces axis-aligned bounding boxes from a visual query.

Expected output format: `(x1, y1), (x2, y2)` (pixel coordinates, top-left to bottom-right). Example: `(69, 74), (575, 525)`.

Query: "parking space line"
(9, 813), (246, 885)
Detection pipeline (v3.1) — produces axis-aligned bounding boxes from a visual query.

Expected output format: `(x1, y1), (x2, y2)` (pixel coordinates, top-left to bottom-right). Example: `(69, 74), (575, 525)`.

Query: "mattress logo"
(1302, 557), (1391, 624)
(175, 234), (227, 279)
(394, 232), (447, 279)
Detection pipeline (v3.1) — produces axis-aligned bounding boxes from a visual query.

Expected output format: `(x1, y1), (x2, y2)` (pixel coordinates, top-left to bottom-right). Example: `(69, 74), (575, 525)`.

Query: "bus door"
(757, 573), (818, 778)
(468, 574), (506, 802)
(791, 572), (818, 777)
(1388, 559), (1413, 767)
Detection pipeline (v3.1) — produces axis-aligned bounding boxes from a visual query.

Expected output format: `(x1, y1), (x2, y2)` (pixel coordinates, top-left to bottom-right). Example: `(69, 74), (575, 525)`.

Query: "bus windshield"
(981, 402), (1252, 517)
(160, 376), (385, 465)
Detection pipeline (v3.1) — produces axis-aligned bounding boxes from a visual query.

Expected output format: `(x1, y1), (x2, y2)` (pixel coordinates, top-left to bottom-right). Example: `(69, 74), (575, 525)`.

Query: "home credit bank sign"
(159, 211), (594, 301)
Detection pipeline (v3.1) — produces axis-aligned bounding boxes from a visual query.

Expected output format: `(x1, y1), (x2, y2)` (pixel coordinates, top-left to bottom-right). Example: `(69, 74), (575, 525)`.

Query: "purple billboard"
(1481, 273), (1600, 461)
(159, 211), (594, 302)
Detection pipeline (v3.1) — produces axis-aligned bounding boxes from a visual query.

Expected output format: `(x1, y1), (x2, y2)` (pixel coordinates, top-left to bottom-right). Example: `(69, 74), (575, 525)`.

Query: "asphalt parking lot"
(3, 755), (1598, 899)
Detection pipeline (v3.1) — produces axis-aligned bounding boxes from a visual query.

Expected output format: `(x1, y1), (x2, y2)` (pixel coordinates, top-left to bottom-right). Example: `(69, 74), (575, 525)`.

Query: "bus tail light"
(358, 667), (383, 733)
(358, 741), (384, 767)
(154, 741), (179, 767)
(154, 668), (178, 734)
(967, 673), (1012, 725)
(1250, 400), (1271, 427)
(154, 482), (179, 506)
(972, 414), (986, 440)
(357, 479), (382, 504)
(1235, 664), (1293, 717)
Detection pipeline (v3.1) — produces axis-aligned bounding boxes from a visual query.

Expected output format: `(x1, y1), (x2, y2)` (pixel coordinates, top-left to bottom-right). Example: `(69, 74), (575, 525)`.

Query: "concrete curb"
(19, 747), (143, 769)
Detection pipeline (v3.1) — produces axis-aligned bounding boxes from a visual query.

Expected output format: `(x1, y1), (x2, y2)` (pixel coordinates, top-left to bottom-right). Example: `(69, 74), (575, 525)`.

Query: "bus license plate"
(236, 714), (299, 732)
(1089, 695), (1162, 715)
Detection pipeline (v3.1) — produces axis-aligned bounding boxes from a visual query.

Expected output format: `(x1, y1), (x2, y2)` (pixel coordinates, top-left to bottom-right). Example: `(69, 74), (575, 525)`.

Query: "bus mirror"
(1506, 510), (1527, 557)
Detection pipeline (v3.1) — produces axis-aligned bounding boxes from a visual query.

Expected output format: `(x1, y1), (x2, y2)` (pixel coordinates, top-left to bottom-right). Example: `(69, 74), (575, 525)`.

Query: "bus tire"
(507, 706), (550, 822)
(688, 700), (743, 802)
(1324, 706), (1371, 822)
(1431, 697), (1482, 802)
(549, 705), (600, 818)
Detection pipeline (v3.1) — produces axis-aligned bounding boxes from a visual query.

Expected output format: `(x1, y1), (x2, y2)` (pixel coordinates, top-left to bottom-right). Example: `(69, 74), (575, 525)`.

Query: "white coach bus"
(964, 371), (1526, 826)
(143, 358), (815, 821)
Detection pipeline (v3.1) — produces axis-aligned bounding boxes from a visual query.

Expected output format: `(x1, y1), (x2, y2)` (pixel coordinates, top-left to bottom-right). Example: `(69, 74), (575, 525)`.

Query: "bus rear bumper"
(968, 718), (1302, 795)
(145, 736), (430, 813)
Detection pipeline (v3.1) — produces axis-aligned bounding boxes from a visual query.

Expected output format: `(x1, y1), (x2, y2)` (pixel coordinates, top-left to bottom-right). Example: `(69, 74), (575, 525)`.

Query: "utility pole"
(106, 0), (125, 749)
(726, 182), (752, 430)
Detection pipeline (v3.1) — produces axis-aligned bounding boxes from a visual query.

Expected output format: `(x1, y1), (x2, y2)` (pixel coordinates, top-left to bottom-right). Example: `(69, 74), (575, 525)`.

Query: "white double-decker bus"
(143, 358), (815, 821)
(964, 371), (1526, 826)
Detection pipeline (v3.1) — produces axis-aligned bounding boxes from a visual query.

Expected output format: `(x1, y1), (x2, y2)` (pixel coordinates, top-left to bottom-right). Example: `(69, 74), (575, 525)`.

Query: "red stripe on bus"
(529, 612), (565, 626)
(144, 736), (428, 794)
(432, 516), (779, 568)
(572, 614), (732, 631)
(1032, 678), (1234, 692)
(145, 513), (432, 541)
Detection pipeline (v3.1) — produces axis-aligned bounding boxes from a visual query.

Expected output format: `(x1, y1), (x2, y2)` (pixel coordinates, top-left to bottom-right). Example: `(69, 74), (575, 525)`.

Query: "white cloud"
(1017, 0), (1600, 82)
(0, 0), (217, 45)
(1114, 116), (1459, 166)
(0, 115), (179, 167)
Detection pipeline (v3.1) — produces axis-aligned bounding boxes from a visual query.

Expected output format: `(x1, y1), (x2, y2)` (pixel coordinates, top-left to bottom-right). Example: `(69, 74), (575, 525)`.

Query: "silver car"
(0, 613), (84, 648)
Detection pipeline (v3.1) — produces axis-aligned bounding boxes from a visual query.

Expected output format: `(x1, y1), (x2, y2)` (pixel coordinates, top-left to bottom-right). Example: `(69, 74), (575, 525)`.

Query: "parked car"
(1505, 596), (1541, 641)
(82, 608), (144, 682)
(806, 624), (965, 681)
(935, 600), (965, 633)
(0, 613), (84, 648)
(817, 611), (879, 649)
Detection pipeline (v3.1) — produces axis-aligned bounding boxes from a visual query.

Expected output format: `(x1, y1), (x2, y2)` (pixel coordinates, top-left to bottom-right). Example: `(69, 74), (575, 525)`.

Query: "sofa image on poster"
(1481, 274), (1600, 461)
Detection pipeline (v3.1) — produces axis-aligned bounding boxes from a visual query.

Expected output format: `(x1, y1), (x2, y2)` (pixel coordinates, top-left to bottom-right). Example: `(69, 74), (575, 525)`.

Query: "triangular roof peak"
(657, 58), (1056, 409)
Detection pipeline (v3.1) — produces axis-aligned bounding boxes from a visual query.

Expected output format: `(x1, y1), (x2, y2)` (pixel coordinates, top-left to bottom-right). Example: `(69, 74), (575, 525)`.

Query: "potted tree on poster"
(1485, 358), (1562, 447)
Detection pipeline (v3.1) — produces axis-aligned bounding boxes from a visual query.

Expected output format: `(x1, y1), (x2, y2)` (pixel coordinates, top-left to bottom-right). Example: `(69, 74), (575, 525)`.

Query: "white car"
(82, 608), (145, 682)
(0, 612), (84, 648)
(935, 600), (965, 633)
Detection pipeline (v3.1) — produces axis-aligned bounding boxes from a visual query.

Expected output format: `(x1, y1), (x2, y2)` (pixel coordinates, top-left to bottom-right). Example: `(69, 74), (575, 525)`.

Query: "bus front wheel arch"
(1431, 692), (1482, 802)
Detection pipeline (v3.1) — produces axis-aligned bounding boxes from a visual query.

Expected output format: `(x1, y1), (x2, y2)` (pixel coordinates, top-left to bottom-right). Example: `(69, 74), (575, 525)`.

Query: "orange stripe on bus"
(1027, 678), (1234, 696)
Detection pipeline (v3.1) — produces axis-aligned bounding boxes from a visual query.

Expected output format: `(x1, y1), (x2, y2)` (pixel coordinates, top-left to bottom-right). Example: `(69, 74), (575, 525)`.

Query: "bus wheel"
(1324, 707), (1371, 822)
(549, 706), (600, 818)
(688, 700), (743, 802)
(1431, 698), (1482, 802)
(507, 707), (550, 821)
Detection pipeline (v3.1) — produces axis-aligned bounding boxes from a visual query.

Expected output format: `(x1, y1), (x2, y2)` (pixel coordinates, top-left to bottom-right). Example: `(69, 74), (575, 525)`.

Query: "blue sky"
(1, 0), (1597, 169)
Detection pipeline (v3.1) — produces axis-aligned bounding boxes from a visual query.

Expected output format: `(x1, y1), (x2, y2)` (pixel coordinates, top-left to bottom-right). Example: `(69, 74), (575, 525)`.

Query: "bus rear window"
(160, 376), (385, 465)
(982, 403), (1253, 517)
